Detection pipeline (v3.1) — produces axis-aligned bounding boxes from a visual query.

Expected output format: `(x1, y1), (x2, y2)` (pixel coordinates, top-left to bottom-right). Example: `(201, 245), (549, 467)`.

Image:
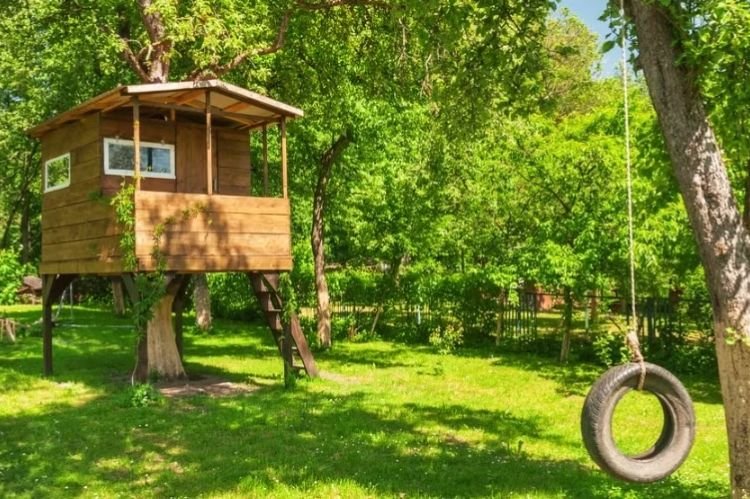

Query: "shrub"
(592, 330), (630, 367)
(428, 317), (465, 354)
(207, 272), (261, 321)
(121, 383), (162, 408)
(0, 251), (34, 305)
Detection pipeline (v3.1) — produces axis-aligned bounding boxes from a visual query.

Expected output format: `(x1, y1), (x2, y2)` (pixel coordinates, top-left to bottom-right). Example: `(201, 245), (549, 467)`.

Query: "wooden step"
(248, 272), (318, 378)
(249, 272), (279, 293)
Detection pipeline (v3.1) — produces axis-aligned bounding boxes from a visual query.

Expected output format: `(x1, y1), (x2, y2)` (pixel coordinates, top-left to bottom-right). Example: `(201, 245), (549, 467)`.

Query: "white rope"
(620, 2), (645, 387)
(621, 0), (637, 331)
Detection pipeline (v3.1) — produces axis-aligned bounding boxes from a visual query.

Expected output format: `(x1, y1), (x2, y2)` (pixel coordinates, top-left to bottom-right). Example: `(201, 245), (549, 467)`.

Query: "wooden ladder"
(248, 272), (319, 378)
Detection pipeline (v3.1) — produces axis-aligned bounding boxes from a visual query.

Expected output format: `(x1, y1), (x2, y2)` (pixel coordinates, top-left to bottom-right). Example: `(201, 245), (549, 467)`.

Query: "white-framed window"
(44, 153), (71, 192)
(104, 137), (175, 179)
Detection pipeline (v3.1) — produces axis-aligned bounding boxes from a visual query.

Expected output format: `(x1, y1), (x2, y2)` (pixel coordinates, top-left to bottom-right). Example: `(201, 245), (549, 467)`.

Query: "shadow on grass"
(0, 387), (725, 498)
(0, 307), (286, 385)
(489, 352), (723, 406)
(0, 307), (728, 497)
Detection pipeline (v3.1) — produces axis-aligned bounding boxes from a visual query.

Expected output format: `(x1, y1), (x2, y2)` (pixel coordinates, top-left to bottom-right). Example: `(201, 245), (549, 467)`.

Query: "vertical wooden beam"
(206, 91), (213, 195)
(41, 274), (77, 377)
(281, 118), (288, 199)
(283, 321), (293, 387)
(132, 96), (141, 191)
(262, 125), (269, 196)
(248, 131), (253, 196)
(42, 275), (54, 376)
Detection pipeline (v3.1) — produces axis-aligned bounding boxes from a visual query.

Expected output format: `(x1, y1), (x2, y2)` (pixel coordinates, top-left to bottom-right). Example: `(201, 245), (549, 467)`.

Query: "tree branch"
(119, 37), (151, 83)
(137, 0), (171, 82)
(190, 0), (390, 80)
(296, 0), (390, 10)
(190, 10), (292, 80)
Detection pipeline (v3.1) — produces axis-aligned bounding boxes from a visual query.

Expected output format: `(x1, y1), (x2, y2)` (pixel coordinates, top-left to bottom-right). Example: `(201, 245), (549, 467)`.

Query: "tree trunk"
(560, 286), (573, 363)
(628, 2), (750, 495)
(193, 273), (212, 331)
(311, 132), (352, 348)
(130, 276), (187, 381)
(19, 195), (30, 264)
(146, 291), (186, 379)
(743, 158), (750, 231)
(112, 279), (126, 316)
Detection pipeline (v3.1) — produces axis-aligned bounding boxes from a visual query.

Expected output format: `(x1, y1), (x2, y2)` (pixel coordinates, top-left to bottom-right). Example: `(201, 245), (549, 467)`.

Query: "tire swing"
(580, 1), (696, 483)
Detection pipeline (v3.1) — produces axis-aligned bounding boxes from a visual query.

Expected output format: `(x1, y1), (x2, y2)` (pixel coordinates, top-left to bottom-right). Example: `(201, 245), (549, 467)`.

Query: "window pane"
(46, 155), (69, 190)
(108, 142), (135, 171)
(106, 139), (173, 176)
(141, 146), (171, 174)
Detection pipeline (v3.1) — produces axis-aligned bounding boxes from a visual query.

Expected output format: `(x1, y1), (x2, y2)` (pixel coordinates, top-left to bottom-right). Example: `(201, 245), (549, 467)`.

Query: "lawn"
(0, 305), (729, 498)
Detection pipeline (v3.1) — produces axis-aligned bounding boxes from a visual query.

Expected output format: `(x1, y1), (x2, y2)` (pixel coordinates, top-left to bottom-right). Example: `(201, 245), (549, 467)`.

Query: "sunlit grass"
(0, 305), (729, 498)
(612, 390), (666, 457)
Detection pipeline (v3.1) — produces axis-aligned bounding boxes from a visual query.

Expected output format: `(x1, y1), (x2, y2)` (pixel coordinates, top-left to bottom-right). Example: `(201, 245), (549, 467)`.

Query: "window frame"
(44, 153), (71, 193)
(103, 137), (176, 180)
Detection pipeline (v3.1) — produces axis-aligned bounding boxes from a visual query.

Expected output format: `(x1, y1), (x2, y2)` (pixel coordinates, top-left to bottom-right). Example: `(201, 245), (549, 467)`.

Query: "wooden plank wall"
(134, 191), (292, 272)
(39, 112), (254, 276)
(217, 129), (251, 196)
(40, 114), (124, 275)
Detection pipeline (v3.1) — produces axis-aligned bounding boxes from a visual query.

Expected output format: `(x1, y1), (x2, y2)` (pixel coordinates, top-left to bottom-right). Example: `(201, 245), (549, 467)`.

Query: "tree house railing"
(134, 190), (292, 272)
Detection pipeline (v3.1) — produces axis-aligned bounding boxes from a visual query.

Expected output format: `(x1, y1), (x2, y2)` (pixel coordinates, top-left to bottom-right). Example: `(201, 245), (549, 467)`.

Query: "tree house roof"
(28, 79), (304, 138)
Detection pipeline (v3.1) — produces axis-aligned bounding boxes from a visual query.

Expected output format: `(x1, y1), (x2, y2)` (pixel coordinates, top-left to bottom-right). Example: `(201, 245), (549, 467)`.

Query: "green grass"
(0, 305), (729, 498)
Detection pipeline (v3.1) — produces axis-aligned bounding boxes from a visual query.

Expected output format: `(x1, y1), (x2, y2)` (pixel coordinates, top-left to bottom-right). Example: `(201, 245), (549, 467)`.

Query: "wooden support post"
(41, 274), (77, 377)
(262, 125), (269, 196)
(133, 96), (142, 190)
(42, 280), (53, 377)
(248, 131), (253, 196)
(283, 322), (293, 387)
(281, 118), (288, 199)
(206, 91), (213, 195)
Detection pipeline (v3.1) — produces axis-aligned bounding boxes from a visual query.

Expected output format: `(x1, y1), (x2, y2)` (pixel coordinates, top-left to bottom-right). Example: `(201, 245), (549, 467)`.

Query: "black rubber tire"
(581, 362), (695, 483)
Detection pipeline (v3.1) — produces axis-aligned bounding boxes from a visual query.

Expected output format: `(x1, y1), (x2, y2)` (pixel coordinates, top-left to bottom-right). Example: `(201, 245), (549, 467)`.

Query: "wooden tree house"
(28, 80), (317, 379)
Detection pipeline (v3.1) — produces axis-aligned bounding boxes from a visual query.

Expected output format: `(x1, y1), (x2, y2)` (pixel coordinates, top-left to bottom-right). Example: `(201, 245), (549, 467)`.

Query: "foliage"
(428, 316), (464, 354)
(121, 383), (163, 408)
(592, 330), (630, 368)
(207, 273), (259, 321)
(0, 251), (34, 305)
(111, 182), (137, 272)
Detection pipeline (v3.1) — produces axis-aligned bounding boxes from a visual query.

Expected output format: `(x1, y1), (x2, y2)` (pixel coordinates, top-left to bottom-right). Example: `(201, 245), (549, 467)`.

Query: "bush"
(428, 317), (464, 354)
(207, 273), (261, 321)
(591, 330), (630, 367)
(0, 251), (34, 305)
(120, 383), (162, 408)
(74, 276), (115, 306)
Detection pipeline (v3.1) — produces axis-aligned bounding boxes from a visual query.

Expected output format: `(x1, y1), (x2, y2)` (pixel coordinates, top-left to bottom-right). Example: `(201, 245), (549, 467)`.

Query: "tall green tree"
(620, 0), (750, 495)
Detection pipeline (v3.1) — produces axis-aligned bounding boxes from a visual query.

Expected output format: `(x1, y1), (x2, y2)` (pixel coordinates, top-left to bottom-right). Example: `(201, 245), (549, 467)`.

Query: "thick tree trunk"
(193, 273), (212, 331)
(311, 132), (352, 348)
(628, 2), (750, 495)
(744, 158), (750, 231)
(146, 292), (186, 379)
(131, 276), (187, 381)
